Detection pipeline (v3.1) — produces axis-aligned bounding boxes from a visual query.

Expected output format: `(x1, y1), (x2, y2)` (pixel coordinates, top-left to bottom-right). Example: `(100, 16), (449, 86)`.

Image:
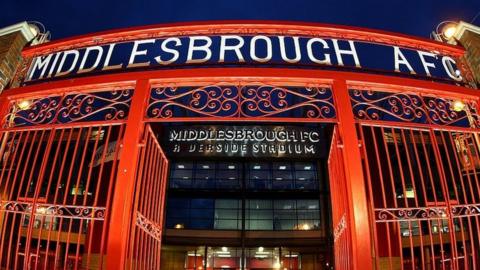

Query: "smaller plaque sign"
(163, 125), (325, 158)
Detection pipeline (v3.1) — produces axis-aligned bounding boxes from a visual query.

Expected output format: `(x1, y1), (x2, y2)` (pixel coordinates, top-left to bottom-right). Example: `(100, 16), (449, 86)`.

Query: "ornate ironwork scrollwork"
(333, 213), (347, 242)
(0, 201), (105, 220)
(33, 203), (106, 220)
(350, 89), (480, 127)
(135, 211), (162, 242)
(5, 89), (133, 128)
(451, 203), (480, 218)
(375, 207), (449, 222)
(147, 84), (335, 119)
(0, 201), (31, 214)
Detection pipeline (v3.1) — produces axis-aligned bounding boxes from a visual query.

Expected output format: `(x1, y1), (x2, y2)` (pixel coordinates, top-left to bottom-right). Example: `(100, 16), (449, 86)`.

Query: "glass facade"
(169, 161), (319, 191)
(165, 160), (324, 231)
(166, 198), (320, 230)
(180, 246), (302, 270)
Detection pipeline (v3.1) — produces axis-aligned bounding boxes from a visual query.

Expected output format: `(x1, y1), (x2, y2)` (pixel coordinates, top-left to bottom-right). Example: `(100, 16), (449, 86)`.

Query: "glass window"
(272, 170), (294, 189)
(246, 200), (273, 230)
(215, 199), (241, 230)
(166, 198), (321, 231)
(217, 169), (240, 188)
(168, 161), (319, 191)
(248, 170), (271, 189)
(170, 163), (194, 188)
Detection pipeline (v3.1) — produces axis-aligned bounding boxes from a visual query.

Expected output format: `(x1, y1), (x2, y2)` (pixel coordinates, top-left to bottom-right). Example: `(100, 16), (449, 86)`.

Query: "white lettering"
(306, 38), (331, 65)
(47, 53), (61, 78)
(250, 36), (272, 63)
(219, 35), (245, 63)
(78, 46), (103, 74)
(393, 46), (415, 74)
(26, 54), (53, 81)
(418, 51), (437, 76)
(103, 43), (123, 70)
(279, 36), (301, 63)
(186, 36), (212, 64)
(128, 39), (155, 68)
(332, 39), (361, 67)
(55, 50), (80, 77)
(441, 56), (462, 81)
(155, 37), (181, 65)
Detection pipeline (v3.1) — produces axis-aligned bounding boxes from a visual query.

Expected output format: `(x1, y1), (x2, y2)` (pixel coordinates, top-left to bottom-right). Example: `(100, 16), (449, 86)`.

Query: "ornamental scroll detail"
(375, 207), (449, 222)
(350, 89), (480, 128)
(0, 201), (106, 220)
(376, 204), (480, 222)
(451, 203), (480, 218)
(136, 211), (162, 242)
(0, 201), (31, 214)
(333, 213), (347, 242)
(5, 89), (133, 128)
(147, 84), (335, 120)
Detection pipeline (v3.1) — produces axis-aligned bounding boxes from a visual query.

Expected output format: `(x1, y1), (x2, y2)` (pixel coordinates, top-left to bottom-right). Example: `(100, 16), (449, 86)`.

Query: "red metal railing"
(359, 124), (480, 270)
(125, 124), (169, 270)
(0, 123), (125, 269)
(328, 126), (353, 270)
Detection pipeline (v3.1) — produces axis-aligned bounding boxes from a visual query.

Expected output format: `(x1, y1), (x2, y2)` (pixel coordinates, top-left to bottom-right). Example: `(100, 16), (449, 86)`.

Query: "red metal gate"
(328, 126), (353, 270)
(359, 124), (480, 270)
(0, 123), (125, 270)
(125, 124), (169, 270)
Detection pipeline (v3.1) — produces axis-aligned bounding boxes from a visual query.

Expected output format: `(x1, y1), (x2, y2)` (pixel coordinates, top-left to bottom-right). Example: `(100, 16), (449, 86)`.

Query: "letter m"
(26, 54), (53, 81)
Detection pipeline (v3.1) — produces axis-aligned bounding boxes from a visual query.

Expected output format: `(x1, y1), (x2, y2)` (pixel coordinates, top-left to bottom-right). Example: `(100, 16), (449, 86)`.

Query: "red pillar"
(333, 79), (373, 269)
(106, 79), (150, 269)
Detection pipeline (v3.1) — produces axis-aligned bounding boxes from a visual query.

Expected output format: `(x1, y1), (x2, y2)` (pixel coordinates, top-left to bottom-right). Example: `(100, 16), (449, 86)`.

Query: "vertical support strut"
(332, 79), (373, 269)
(106, 79), (150, 269)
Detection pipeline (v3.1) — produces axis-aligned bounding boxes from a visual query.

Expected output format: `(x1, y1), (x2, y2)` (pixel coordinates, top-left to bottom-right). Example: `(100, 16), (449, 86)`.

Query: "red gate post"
(106, 79), (150, 269)
(333, 79), (373, 269)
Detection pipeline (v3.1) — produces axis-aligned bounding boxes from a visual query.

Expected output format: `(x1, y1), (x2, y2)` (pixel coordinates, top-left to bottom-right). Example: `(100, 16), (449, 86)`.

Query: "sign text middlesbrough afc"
(26, 35), (462, 83)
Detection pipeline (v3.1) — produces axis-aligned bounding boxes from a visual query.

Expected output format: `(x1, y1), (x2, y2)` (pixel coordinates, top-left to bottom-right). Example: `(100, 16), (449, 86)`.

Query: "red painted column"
(106, 79), (150, 269)
(333, 79), (373, 269)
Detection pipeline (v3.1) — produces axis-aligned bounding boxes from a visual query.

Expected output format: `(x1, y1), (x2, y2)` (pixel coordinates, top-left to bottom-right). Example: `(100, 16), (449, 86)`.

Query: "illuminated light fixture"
(304, 166), (311, 170)
(202, 165), (210, 169)
(198, 267), (203, 270)
(174, 223), (184, 229)
(228, 177), (236, 180)
(17, 100), (32, 110)
(442, 24), (457, 39)
(452, 100), (466, 112)
(258, 246), (264, 252)
(405, 188), (415, 198)
(275, 177), (283, 180)
(182, 176), (189, 179)
(221, 247), (228, 252)
(253, 165), (261, 170)
(178, 164), (185, 169)
(298, 178), (305, 181)
(36, 206), (47, 214)
(228, 165), (235, 169)
(273, 262), (281, 269)
(279, 166), (286, 170)
(432, 20), (458, 41)
(300, 223), (311, 230)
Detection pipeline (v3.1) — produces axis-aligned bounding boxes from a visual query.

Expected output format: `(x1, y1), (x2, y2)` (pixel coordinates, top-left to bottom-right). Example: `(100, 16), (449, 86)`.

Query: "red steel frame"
(0, 22), (478, 270)
(329, 126), (353, 270)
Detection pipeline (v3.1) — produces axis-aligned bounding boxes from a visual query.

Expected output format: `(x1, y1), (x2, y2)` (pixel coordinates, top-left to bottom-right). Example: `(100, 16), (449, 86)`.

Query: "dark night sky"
(1, 0), (479, 41)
